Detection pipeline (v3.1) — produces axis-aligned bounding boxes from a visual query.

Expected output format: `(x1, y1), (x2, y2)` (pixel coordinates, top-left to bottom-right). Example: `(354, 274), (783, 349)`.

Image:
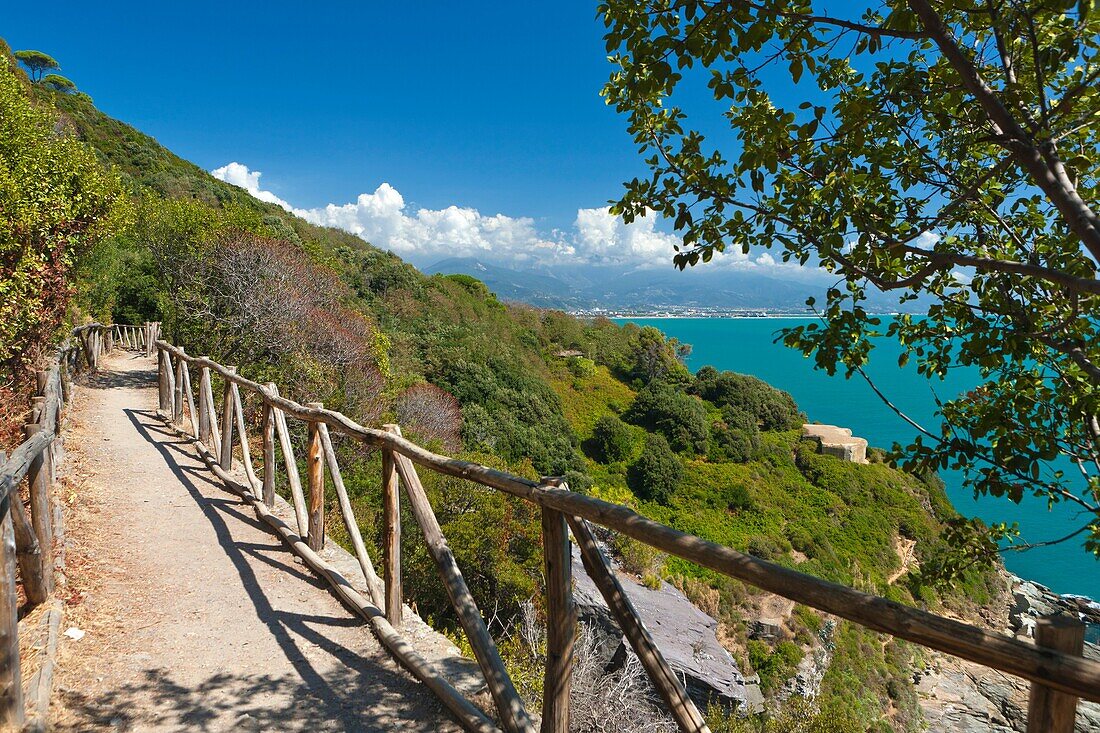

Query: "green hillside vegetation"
(1, 40), (1004, 731)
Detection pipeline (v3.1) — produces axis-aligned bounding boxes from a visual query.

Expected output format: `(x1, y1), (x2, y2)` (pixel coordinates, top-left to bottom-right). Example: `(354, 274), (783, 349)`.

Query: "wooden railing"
(5, 323), (1097, 732)
(142, 337), (1100, 733)
(0, 322), (116, 731)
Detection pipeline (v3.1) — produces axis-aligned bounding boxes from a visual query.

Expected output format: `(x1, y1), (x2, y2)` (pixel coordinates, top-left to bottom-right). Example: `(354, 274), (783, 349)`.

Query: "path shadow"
(81, 365), (155, 390)
(59, 408), (455, 732)
(56, 665), (441, 732)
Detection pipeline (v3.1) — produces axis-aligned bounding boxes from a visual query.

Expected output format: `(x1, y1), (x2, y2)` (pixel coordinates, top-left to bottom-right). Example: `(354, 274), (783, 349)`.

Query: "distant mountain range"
(424, 257), (921, 313)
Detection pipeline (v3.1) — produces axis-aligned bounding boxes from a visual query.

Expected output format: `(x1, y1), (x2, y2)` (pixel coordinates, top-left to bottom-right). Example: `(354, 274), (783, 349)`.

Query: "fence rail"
(135, 335), (1098, 733)
(6, 324), (1093, 732)
(0, 322), (116, 731)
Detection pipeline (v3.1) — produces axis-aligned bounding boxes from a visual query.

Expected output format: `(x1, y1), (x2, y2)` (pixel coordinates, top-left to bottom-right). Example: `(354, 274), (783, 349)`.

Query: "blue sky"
(3, 2), (822, 273)
(5, 2), (634, 213)
(5, 2), (683, 263)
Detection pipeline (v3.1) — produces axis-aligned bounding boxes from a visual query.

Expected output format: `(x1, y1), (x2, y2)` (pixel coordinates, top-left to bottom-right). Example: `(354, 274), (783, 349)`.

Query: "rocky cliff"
(917, 573), (1100, 732)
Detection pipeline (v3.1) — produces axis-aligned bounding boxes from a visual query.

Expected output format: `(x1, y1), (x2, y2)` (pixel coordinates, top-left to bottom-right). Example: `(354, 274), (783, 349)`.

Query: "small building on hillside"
(801, 424), (869, 464)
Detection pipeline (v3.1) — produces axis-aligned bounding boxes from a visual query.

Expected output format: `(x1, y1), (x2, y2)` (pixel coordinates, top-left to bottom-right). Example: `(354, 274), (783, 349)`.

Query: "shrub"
(626, 434), (683, 504)
(397, 382), (463, 451)
(708, 422), (759, 463)
(748, 639), (804, 693)
(692, 369), (803, 431)
(567, 356), (597, 378)
(0, 55), (126, 436)
(562, 470), (593, 494)
(591, 414), (635, 463)
(722, 483), (753, 512)
(624, 381), (709, 454)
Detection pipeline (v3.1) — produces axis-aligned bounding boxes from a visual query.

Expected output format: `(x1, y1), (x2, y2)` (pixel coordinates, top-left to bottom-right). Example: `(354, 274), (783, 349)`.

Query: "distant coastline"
(575, 309), (909, 319)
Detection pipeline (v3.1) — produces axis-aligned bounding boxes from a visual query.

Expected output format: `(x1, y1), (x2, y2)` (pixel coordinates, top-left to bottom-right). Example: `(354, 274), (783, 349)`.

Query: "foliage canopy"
(14, 49), (58, 81)
(600, 0), (1100, 566)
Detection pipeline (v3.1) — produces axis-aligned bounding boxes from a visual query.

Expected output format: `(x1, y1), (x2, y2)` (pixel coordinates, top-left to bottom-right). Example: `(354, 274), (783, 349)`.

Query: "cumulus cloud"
(211, 161), (777, 270)
(211, 162), (295, 211)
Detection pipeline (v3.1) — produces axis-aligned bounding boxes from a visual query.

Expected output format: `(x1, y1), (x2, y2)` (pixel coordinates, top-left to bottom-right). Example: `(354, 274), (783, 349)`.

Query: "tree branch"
(906, 0), (1100, 265)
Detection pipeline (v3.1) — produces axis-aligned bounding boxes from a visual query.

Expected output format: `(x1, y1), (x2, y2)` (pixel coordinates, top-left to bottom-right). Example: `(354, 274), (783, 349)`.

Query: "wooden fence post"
(10, 486), (46, 607)
(173, 347), (186, 425)
(219, 368), (236, 471)
(198, 364), (215, 453)
(392, 452), (536, 733)
(270, 385), (308, 537)
(144, 322), (154, 358)
(382, 424), (403, 626)
(318, 424), (385, 606)
(1027, 616), (1085, 733)
(180, 361), (199, 439)
(231, 385), (259, 493)
(0, 453), (23, 731)
(262, 389), (275, 508)
(306, 403), (325, 551)
(541, 504), (575, 733)
(22, 425), (54, 598)
(59, 356), (70, 404)
(157, 348), (170, 413)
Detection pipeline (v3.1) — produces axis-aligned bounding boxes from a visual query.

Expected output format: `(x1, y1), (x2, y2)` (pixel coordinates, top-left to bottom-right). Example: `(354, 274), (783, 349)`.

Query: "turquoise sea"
(619, 317), (1098, 600)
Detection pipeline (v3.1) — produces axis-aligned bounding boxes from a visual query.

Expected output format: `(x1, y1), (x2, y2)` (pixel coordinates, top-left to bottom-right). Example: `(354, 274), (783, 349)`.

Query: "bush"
(0, 56), (126, 433)
(563, 470), (594, 494)
(626, 434), (683, 504)
(567, 356), (597, 378)
(692, 369), (803, 431)
(748, 639), (804, 693)
(722, 483), (753, 512)
(624, 381), (709, 454)
(591, 414), (635, 463)
(708, 422), (759, 463)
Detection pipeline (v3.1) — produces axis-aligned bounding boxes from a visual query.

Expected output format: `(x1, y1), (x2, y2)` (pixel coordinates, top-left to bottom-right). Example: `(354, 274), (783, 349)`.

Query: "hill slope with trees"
(1, 39), (1003, 731)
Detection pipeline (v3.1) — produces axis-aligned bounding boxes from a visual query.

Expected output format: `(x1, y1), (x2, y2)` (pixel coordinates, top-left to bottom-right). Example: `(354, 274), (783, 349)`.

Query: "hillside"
(2, 41), (1003, 732)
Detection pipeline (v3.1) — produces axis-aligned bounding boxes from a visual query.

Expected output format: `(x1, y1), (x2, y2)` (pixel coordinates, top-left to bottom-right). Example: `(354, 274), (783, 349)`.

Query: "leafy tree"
(41, 73), (75, 93)
(591, 413), (635, 463)
(625, 380), (710, 453)
(627, 433), (683, 504)
(0, 56), (126, 433)
(600, 1), (1100, 564)
(14, 50), (58, 82)
(626, 325), (692, 384)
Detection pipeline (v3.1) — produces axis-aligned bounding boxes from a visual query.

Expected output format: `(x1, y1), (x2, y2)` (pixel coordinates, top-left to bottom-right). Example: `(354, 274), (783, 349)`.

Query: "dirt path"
(52, 352), (458, 732)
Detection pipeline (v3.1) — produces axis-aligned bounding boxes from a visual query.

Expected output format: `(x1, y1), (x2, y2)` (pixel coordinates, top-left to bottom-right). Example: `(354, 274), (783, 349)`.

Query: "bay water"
(619, 317), (1098, 600)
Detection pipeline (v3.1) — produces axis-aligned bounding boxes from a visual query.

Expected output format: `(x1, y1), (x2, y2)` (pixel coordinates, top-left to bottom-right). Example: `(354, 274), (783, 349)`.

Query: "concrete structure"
(801, 424), (869, 464)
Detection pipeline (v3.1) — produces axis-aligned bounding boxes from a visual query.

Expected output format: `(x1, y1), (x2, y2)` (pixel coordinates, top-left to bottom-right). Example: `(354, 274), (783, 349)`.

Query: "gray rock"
(571, 545), (760, 711)
(920, 572), (1100, 732)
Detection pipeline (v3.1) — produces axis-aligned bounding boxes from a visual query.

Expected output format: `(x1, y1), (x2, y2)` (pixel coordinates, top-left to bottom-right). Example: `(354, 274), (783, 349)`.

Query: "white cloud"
(211, 162), (295, 211)
(211, 161), (780, 270)
(573, 207), (690, 267)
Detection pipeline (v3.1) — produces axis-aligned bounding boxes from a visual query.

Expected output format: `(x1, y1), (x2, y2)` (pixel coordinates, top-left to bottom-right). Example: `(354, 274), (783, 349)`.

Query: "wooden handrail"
(152, 339), (1100, 731)
(0, 321), (110, 728)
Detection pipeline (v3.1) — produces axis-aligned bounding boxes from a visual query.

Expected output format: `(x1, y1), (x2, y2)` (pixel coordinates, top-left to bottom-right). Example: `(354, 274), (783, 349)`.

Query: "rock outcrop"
(917, 572), (1100, 732)
(801, 424), (869, 463)
(570, 545), (764, 712)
